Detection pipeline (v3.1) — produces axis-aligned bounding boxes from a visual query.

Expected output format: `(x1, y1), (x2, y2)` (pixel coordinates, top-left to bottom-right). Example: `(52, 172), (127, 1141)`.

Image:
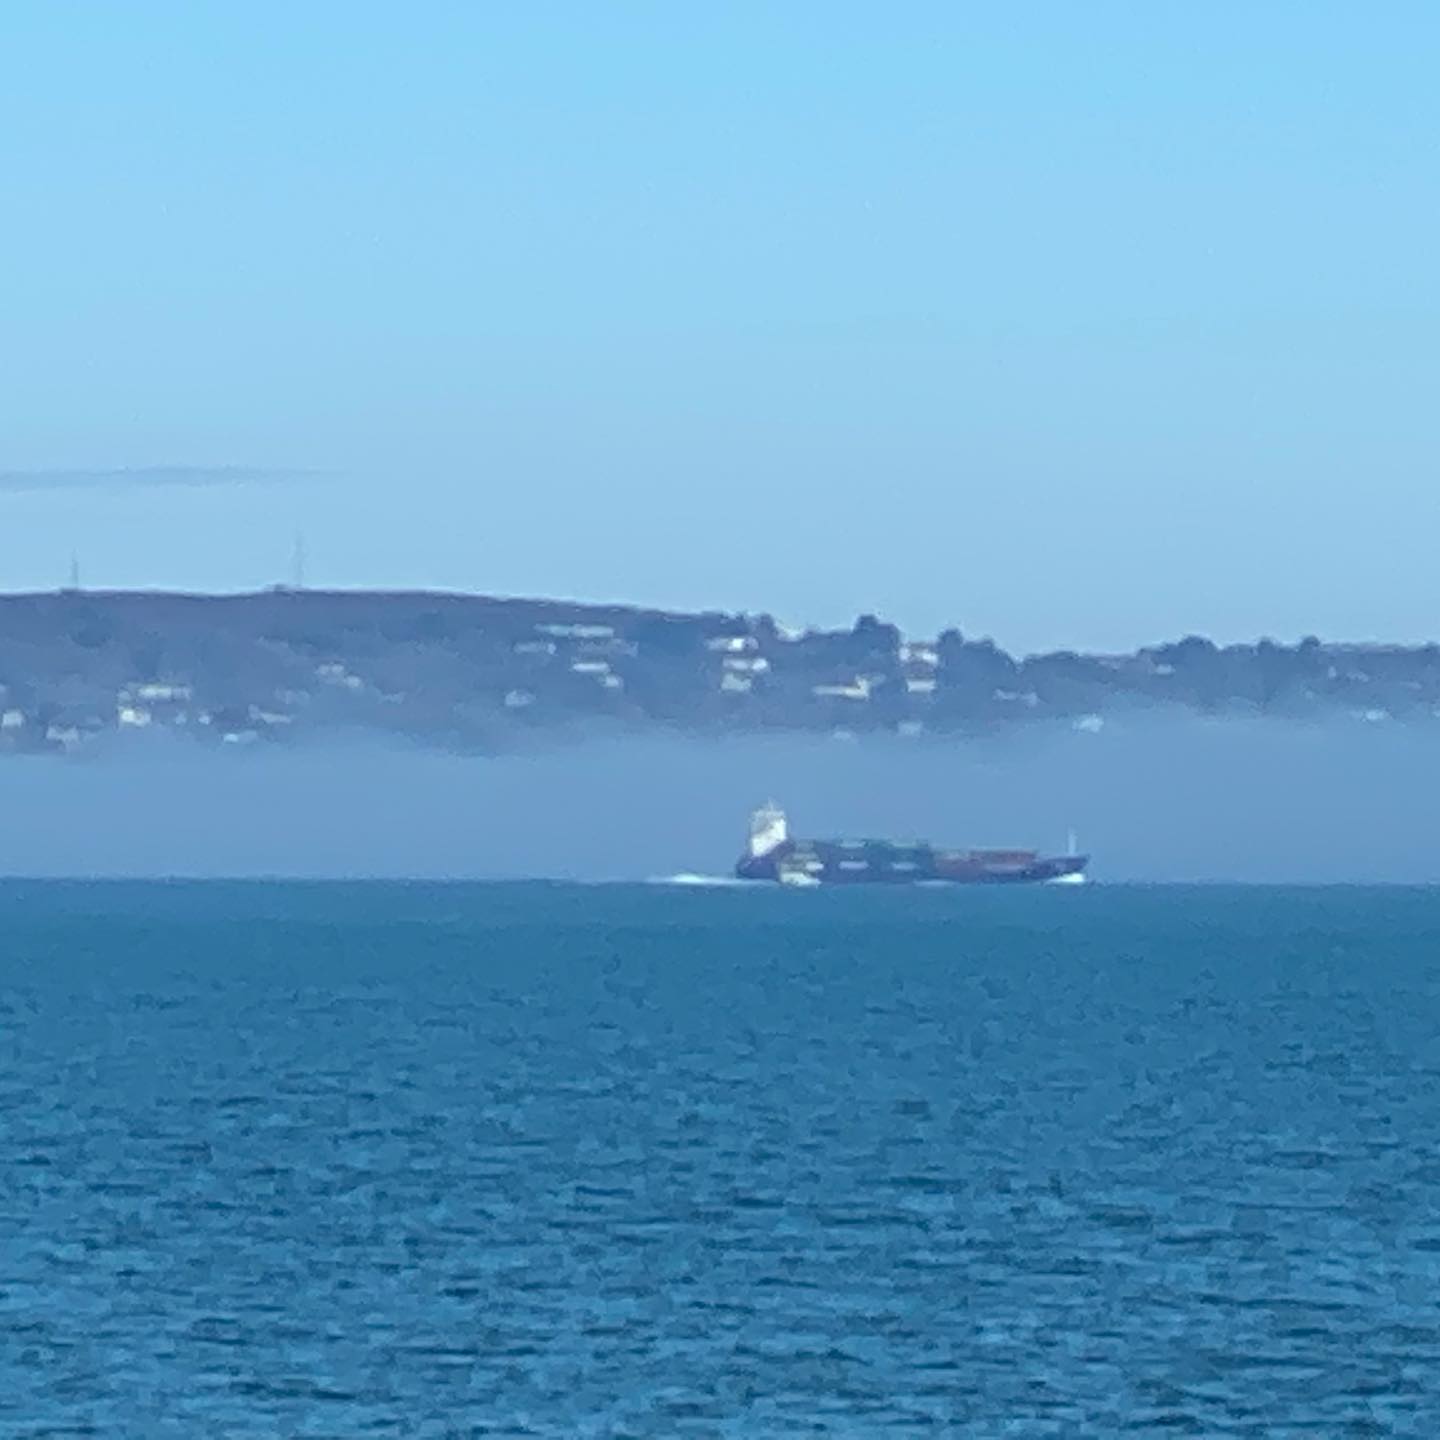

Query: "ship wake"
(646, 872), (756, 887)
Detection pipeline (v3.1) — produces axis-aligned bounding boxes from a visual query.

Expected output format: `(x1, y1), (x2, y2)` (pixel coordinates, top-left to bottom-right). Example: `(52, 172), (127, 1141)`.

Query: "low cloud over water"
(2, 714), (1436, 883)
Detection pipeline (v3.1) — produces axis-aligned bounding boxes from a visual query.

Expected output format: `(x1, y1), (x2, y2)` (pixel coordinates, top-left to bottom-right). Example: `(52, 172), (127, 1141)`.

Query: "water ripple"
(2, 881), (1440, 1435)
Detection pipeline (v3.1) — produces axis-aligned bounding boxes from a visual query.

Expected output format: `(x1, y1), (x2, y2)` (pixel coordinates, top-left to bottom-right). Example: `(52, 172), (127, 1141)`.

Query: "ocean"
(3, 880), (1439, 1436)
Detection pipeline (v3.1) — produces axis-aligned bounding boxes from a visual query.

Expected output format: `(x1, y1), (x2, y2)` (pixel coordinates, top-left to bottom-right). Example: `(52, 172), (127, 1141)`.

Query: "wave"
(644, 872), (754, 887)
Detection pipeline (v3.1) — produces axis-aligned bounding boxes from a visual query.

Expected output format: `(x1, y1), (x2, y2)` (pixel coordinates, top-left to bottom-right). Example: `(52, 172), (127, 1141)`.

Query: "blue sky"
(1, 2), (1436, 652)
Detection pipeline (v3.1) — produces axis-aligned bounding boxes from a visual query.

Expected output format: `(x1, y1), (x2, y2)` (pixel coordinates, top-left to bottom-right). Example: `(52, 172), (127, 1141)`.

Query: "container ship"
(734, 803), (1088, 887)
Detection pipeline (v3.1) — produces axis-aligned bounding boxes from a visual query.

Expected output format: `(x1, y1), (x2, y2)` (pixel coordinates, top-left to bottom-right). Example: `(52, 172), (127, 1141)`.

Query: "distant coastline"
(0, 587), (1433, 756)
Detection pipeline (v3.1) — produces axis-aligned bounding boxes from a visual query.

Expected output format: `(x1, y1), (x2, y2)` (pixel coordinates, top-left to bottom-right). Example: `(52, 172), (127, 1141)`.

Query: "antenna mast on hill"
(66, 552), (80, 593)
(291, 532), (307, 591)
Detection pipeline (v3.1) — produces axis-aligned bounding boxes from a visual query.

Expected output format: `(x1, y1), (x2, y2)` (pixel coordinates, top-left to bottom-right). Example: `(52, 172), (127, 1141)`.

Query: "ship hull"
(736, 840), (1088, 887)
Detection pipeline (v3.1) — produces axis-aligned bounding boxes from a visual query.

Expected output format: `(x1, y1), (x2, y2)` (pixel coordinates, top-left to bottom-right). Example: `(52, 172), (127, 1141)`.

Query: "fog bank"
(1, 718), (1436, 883)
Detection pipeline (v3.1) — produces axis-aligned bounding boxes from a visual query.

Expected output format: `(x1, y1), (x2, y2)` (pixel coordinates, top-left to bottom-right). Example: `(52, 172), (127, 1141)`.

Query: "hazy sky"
(2, 3), (1436, 653)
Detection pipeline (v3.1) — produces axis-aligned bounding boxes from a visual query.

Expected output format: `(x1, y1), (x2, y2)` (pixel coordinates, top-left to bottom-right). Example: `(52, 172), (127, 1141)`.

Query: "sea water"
(3, 881), (1439, 1436)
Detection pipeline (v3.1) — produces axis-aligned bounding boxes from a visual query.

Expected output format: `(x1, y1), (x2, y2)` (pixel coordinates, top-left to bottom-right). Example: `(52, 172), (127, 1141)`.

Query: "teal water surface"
(3, 882), (1440, 1436)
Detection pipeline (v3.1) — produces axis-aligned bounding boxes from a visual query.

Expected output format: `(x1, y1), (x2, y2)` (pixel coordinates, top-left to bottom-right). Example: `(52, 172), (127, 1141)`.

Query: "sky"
(1, 2), (1436, 654)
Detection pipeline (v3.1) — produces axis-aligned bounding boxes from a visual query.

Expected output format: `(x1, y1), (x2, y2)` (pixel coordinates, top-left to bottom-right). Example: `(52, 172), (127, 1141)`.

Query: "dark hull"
(736, 839), (1088, 886)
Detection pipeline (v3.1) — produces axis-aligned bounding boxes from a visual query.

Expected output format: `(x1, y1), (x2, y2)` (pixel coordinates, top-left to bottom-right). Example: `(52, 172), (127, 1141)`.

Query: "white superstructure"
(748, 802), (789, 858)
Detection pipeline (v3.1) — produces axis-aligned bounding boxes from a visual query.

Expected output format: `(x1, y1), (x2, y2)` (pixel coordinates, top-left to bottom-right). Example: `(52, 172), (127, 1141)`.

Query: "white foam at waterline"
(646, 872), (754, 887)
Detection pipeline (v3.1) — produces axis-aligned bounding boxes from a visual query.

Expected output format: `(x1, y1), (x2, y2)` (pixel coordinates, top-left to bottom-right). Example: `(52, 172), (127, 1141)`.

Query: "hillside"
(0, 588), (1434, 755)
